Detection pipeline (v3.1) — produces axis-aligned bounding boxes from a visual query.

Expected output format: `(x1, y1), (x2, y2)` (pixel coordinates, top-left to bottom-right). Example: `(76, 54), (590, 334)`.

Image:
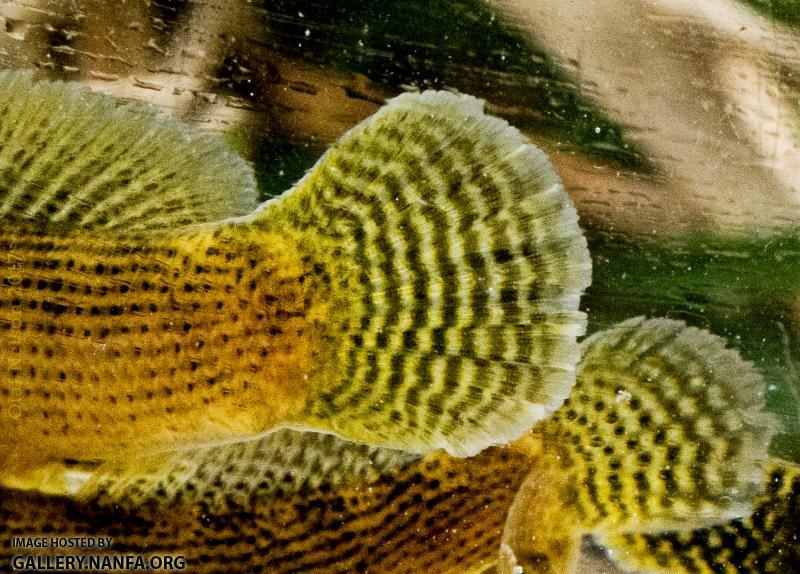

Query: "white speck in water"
(304, 29), (311, 37)
(615, 389), (632, 403)
(594, 126), (601, 134)
(512, 566), (523, 574)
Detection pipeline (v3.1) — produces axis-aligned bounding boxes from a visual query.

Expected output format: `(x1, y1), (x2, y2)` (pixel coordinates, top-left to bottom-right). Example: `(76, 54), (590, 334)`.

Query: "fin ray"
(0, 70), (258, 232)
(254, 90), (591, 456)
(598, 458), (800, 574)
(77, 429), (418, 510)
(543, 317), (780, 534)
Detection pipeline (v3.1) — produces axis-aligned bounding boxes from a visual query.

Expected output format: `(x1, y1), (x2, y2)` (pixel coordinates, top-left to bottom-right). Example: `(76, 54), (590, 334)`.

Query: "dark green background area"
(245, 0), (648, 171)
(741, 0), (800, 30)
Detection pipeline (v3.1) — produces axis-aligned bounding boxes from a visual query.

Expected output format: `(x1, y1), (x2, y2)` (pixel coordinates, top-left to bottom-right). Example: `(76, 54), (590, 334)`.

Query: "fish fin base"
(258, 90), (590, 456)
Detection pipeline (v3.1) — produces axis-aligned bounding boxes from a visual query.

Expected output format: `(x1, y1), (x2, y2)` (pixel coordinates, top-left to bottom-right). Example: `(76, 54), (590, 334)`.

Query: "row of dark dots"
(239, 461), (515, 571)
(4, 358), (250, 410)
(561, 389), (686, 522)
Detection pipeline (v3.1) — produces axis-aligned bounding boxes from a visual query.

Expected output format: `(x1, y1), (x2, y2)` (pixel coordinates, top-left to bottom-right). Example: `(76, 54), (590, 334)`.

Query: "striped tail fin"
(500, 317), (780, 573)
(547, 317), (779, 533)
(254, 90), (592, 456)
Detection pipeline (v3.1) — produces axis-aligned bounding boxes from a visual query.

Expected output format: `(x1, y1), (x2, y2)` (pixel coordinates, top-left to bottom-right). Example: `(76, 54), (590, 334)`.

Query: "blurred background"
(1, 1), (799, 571)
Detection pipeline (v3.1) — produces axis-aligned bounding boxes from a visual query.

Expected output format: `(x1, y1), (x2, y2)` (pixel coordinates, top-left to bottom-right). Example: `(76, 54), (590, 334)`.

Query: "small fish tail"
(546, 316), (780, 533)
(499, 317), (780, 573)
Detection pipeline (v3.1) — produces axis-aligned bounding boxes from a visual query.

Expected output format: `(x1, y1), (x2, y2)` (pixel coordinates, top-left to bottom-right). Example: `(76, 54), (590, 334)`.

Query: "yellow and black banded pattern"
(0, 444), (532, 574)
(601, 458), (800, 574)
(0, 319), (787, 574)
(0, 72), (591, 483)
(258, 90), (592, 456)
(498, 318), (779, 574)
(82, 429), (419, 510)
(542, 317), (778, 533)
(0, 70), (258, 232)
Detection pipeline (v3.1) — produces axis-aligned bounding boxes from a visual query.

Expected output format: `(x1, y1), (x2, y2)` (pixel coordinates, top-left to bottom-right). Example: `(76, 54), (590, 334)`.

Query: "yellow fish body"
(0, 71), (785, 574)
(1, 319), (786, 574)
(0, 71), (591, 490)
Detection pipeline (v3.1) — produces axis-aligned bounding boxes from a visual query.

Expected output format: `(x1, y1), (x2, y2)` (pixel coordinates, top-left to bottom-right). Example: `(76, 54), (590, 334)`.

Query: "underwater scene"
(0, 1), (798, 573)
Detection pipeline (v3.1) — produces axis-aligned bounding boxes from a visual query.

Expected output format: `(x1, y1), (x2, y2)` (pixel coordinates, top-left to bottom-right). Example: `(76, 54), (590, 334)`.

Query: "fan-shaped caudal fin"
(542, 317), (779, 534)
(255, 90), (591, 456)
(499, 317), (780, 574)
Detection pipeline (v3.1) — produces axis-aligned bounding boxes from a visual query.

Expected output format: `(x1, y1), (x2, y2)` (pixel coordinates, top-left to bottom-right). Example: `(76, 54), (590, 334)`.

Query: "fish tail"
(500, 317), (780, 572)
(255, 90), (591, 456)
(547, 316), (779, 532)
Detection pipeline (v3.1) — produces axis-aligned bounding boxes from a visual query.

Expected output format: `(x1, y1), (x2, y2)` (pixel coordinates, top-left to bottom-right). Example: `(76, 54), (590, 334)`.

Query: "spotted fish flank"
(0, 71), (591, 492)
(0, 220), (342, 492)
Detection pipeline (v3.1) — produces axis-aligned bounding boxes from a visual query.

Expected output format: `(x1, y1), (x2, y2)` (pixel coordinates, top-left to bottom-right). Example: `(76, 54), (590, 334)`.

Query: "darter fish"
(0, 70), (591, 493)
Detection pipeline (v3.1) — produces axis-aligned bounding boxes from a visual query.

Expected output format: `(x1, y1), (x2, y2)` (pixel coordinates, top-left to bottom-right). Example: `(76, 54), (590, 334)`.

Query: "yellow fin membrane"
(545, 316), (779, 533)
(500, 317), (779, 573)
(600, 458), (800, 574)
(78, 429), (419, 510)
(254, 90), (591, 456)
(0, 70), (258, 232)
(498, 462), (582, 574)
